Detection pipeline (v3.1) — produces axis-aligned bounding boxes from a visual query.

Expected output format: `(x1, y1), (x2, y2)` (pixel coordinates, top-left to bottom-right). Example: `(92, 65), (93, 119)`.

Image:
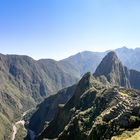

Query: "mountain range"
(36, 73), (140, 140)
(0, 47), (140, 140)
(62, 47), (140, 76)
(28, 50), (140, 140)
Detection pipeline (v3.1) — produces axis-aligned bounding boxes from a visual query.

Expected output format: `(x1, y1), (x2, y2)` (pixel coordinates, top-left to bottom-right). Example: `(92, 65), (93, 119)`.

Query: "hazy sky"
(0, 0), (140, 60)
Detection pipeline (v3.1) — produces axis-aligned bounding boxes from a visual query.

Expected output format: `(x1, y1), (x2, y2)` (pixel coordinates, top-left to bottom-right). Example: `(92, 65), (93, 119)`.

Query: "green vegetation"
(129, 116), (140, 124)
(111, 129), (140, 140)
(0, 113), (12, 140)
(37, 83), (140, 140)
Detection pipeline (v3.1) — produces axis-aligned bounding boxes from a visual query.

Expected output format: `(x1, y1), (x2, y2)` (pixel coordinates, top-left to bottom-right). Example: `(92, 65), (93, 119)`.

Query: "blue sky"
(0, 0), (140, 60)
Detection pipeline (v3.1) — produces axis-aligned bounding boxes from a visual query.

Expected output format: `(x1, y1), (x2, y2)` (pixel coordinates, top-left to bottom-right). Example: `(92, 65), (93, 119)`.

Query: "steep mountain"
(36, 72), (140, 140)
(0, 54), (78, 140)
(94, 51), (140, 90)
(94, 51), (130, 88)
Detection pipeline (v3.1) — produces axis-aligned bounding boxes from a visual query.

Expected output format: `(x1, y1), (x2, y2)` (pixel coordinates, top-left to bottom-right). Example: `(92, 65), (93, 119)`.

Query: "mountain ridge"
(61, 47), (140, 74)
(31, 51), (140, 140)
(0, 53), (78, 140)
(1, 47), (140, 139)
(94, 51), (140, 90)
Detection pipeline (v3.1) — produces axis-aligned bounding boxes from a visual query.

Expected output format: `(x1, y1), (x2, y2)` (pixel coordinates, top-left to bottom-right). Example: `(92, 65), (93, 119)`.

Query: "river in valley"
(11, 109), (35, 140)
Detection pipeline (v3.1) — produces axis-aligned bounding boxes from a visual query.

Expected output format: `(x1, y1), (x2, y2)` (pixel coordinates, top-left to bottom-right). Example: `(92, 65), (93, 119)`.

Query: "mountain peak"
(74, 72), (95, 96)
(105, 51), (119, 61)
(94, 51), (120, 76)
(94, 51), (130, 87)
(80, 72), (94, 82)
(121, 46), (128, 50)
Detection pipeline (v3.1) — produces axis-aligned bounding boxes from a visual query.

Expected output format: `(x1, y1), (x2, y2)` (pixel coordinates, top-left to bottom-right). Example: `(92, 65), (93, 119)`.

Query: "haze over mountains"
(0, 47), (140, 140)
(62, 47), (140, 76)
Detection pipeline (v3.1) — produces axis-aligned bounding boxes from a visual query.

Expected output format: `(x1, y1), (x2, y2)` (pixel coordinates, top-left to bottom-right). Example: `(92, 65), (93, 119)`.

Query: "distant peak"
(101, 51), (120, 64)
(122, 46), (128, 49)
(115, 46), (132, 52)
(106, 51), (118, 59)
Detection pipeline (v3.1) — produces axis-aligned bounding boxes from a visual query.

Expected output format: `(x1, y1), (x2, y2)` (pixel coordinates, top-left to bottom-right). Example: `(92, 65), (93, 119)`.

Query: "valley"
(1, 48), (140, 140)
(12, 120), (25, 140)
(11, 109), (33, 140)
